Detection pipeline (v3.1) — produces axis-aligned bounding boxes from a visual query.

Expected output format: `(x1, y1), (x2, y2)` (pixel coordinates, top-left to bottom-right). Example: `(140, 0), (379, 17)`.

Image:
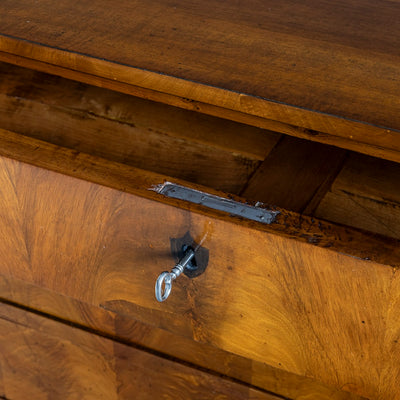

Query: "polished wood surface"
(0, 134), (398, 398)
(0, 302), (281, 400)
(0, 3), (399, 398)
(0, 274), (363, 400)
(1, 1), (400, 162)
(0, 129), (398, 268)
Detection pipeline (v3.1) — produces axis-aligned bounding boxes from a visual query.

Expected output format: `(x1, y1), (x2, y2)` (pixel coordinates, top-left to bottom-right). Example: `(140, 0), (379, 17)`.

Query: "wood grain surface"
(0, 134), (398, 398)
(1, 61), (399, 240)
(0, 62), (280, 194)
(315, 153), (400, 240)
(1, 52), (400, 167)
(0, 274), (364, 400)
(0, 62), (279, 162)
(0, 1), (399, 161)
(0, 302), (282, 400)
(0, 129), (398, 268)
(241, 136), (347, 213)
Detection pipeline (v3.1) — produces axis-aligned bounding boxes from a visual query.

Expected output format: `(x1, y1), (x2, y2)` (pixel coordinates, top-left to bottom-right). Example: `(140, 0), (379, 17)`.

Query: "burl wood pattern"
(0, 153), (398, 399)
(0, 302), (281, 400)
(1, 1), (400, 162)
(0, 128), (399, 268)
(0, 274), (363, 400)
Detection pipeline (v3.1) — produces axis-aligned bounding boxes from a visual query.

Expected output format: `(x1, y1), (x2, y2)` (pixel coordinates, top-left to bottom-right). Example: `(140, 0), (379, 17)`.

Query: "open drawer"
(0, 61), (399, 400)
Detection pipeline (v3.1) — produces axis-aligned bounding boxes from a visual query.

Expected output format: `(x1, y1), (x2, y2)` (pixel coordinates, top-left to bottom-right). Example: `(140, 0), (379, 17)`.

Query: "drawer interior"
(1, 61), (399, 242)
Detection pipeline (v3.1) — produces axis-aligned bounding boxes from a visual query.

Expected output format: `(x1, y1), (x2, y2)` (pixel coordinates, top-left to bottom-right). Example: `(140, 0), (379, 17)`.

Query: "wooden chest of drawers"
(0, 1), (399, 399)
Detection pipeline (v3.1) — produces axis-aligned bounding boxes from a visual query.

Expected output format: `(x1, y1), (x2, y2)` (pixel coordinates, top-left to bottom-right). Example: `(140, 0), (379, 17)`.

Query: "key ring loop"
(155, 271), (173, 302)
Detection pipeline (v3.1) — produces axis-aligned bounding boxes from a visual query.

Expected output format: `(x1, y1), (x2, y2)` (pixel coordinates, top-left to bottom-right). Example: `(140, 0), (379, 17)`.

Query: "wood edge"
(0, 60), (281, 163)
(0, 273), (367, 400)
(1, 36), (400, 159)
(0, 300), (285, 400)
(303, 152), (350, 215)
(0, 128), (398, 269)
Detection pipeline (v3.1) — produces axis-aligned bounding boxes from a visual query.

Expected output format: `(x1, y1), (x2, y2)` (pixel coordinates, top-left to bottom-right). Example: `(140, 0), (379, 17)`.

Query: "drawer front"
(0, 302), (276, 400)
(0, 154), (397, 399)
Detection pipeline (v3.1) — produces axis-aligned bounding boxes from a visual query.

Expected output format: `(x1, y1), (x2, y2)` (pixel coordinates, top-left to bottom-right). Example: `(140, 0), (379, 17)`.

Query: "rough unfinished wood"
(315, 153), (400, 240)
(0, 62), (284, 193)
(241, 136), (347, 213)
(0, 133), (398, 398)
(0, 302), (281, 400)
(2, 51), (400, 167)
(0, 62), (280, 161)
(1, 0), (400, 161)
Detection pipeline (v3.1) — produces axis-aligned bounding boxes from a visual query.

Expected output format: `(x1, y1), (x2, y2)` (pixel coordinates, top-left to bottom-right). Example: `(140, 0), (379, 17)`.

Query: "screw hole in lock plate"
(170, 231), (209, 279)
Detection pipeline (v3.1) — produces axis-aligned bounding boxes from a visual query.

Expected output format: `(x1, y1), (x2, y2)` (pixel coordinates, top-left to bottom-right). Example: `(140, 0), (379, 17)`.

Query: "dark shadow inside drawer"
(1, 61), (399, 242)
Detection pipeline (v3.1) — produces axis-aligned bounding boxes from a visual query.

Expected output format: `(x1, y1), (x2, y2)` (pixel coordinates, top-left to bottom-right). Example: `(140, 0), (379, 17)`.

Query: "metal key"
(155, 247), (195, 302)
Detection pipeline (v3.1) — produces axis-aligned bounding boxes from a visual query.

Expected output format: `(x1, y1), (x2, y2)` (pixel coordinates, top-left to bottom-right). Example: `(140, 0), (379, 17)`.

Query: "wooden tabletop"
(0, 0), (399, 158)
